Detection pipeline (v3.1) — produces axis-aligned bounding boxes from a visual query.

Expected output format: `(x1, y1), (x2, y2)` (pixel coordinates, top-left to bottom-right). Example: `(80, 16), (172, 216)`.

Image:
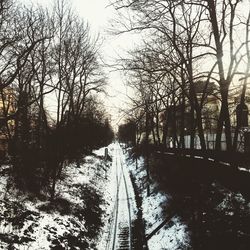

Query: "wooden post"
(104, 148), (108, 161)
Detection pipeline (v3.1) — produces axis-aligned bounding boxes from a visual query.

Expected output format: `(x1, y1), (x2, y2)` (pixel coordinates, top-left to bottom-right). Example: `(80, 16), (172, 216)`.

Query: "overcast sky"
(75, 0), (139, 128)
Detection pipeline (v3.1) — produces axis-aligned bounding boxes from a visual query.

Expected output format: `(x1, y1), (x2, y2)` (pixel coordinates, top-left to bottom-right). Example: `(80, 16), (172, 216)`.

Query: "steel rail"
(119, 145), (133, 250)
(106, 144), (133, 250)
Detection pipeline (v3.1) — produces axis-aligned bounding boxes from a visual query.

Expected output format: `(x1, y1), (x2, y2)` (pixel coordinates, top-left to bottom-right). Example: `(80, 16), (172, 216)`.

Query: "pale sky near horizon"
(72, 0), (129, 128)
(73, 0), (140, 129)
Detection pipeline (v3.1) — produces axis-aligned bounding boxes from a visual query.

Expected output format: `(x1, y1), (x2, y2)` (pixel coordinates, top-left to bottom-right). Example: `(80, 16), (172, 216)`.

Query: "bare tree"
(111, 0), (250, 151)
(47, 0), (107, 198)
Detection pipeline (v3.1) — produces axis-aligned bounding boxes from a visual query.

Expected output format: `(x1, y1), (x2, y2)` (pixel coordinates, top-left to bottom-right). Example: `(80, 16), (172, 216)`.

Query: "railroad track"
(106, 144), (135, 250)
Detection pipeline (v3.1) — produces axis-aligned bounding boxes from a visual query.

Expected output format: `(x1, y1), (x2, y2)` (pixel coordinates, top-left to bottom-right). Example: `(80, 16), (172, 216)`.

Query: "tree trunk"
(180, 92), (185, 149)
(215, 85), (232, 151)
(155, 109), (161, 145)
(190, 104), (195, 149)
(145, 104), (150, 196)
(151, 116), (156, 145)
(196, 107), (206, 150)
(162, 120), (168, 148)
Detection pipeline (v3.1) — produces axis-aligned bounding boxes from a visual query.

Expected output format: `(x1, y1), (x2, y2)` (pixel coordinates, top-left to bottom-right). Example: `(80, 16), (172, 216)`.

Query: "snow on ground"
(119, 145), (138, 220)
(214, 183), (250, 215)
(148, 216), (190, 250)
(142, 191), (169, 231)
(0, 145), (115, 249)
(96, 142), (138, 249)
(95, 143), (118, 250)
(124, 146), (250, 249)
(0, 165), (8, 200)
(124, 147), (191, 250)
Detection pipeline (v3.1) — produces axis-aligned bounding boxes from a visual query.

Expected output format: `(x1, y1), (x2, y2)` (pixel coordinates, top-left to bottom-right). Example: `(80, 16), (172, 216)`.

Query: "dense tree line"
(118, 120), (136, 145)
(112, 0), (250, 152)
(0, 0), (114, 197)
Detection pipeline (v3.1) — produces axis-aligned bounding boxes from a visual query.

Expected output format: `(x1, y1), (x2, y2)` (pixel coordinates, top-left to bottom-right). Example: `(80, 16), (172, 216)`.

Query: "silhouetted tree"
(118, 120), (136, 145)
